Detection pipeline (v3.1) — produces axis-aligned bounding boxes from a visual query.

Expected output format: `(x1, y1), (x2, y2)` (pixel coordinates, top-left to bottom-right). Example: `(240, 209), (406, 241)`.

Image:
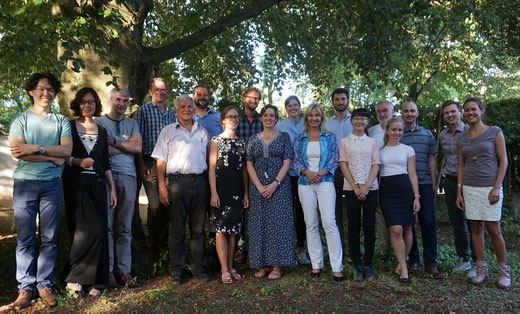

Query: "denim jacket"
(293, 130), (339, 185)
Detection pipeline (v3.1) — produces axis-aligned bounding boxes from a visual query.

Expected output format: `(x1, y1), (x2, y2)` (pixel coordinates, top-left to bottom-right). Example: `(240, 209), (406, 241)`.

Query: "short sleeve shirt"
(439, 122), (468, 177)
(400, 124), (438, 185)
(9, 110), (71, 181)
(379, 144), (415, 177)
(193, 108), (223, 139)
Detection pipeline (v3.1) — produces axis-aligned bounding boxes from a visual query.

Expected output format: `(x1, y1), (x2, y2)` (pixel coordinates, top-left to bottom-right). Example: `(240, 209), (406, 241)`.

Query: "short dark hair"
(24, 72), (62, 104)
(220, 106), (239, 128)
(259, 104), (278, 121)
(193, 84), (209, 93)
(351, 107), (371, 119)
(69, 87), (103, 117)
(331, 88), (349, 101)
(284, 95), (301, 108)
(463, 97), (485, 110)
(441, 99), (461, 112)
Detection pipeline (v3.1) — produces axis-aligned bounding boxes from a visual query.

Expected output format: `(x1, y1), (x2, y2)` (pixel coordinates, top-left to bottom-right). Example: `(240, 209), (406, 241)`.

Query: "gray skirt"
(463, 185), (503, 221)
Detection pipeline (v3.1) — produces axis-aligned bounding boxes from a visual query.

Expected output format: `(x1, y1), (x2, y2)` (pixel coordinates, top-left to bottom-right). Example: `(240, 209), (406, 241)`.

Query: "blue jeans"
(408, 184), (438, 267)
(13, 178), (61, 291)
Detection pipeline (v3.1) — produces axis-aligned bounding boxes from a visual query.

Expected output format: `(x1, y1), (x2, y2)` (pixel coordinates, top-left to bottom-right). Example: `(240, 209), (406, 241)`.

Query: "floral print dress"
(209, 136), (246, 235)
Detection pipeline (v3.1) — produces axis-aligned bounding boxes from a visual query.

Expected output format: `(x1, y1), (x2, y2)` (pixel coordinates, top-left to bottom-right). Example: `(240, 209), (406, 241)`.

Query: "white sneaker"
(66, 282), (82, 292)
(88, 287), (102, 297)
(296, 252), (311, 265)
(467, 262), (477, 278)
(453, 257), (472, 272)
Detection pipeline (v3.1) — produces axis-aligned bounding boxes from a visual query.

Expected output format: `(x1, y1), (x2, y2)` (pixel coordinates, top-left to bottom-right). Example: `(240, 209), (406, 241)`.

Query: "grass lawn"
(1, 208), (519, 312)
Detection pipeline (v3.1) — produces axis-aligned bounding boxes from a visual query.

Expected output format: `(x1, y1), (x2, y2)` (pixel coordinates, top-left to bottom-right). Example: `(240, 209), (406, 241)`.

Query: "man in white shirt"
(324, 88), (353, 256)
(367, 99), (394, 259)
(153, 95), (210, 285)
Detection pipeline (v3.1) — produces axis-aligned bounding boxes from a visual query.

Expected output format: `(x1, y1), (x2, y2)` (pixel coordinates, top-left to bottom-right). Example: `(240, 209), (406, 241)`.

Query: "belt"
(444, 174), (457, 181)
(169, 173), (204, 179)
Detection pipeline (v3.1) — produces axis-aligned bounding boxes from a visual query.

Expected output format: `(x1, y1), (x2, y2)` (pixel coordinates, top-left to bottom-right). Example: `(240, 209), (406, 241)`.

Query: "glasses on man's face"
(225, 115), (239, 121)
(80, 100), (96, 106)
(352, 117), (368, 122)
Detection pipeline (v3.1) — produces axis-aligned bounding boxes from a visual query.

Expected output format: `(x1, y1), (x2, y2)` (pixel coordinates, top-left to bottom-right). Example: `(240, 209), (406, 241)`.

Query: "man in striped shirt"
(134, 77), (176, 252)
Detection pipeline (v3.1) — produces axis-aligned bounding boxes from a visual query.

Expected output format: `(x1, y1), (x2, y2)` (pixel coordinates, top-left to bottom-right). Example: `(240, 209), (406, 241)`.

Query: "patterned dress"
(210, 137), (246, 235)
(246, 132), (297, 268)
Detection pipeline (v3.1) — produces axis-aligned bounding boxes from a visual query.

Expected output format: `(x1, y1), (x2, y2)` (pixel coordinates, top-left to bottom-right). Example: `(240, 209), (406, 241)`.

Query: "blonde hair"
(303, 103), (326, 133)
(382, 117), (403, 149)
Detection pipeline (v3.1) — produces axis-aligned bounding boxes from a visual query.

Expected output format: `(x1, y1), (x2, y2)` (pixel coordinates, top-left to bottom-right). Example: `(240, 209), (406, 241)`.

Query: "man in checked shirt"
(134, 77), (177, 252)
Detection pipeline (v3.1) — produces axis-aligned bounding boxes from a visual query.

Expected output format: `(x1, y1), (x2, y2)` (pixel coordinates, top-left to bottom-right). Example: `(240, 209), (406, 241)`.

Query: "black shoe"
(409, 261), (421, 272)
(399, 277), (410, 284)
(355, 265), (364, 280)
(333, 275), (345, 282)
(364, 266), (375, 281)
(310, 270), (321, 278)
(196, 272), (211, 282)
(171, 274), (183, 286)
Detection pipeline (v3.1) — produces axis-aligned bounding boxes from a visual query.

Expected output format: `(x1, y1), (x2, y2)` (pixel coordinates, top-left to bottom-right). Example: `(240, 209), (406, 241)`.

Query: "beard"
(195, 100), (208, 110)
(334, 105), (347, 112)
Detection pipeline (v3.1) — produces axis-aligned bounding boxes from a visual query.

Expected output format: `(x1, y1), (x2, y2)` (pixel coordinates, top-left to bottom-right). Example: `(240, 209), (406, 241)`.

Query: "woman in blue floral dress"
(246, 105), (296, 280)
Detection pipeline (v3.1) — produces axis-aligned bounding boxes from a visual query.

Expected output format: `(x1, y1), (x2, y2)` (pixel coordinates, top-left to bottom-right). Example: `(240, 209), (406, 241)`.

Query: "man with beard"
(324, 88), (353, 256)
(237, 87), (263, 143)
(193, 85), (222, 139)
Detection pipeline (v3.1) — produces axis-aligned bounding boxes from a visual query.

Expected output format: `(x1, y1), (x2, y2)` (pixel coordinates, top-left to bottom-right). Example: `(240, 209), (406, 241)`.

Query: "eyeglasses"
(352, 117), (368, 122)
(80, 100), (96, 106)
(225, 115), (239, 120)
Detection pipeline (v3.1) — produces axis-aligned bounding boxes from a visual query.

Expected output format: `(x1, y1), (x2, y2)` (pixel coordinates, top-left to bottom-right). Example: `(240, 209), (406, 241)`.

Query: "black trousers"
(290, 176), (306, 248)
(345, 190), (378, 267)
(168, 175), (209, 276)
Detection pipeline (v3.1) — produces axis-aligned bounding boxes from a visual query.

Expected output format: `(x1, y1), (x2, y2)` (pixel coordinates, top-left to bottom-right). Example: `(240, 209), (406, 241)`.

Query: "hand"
(305, 170), (321, 185)
(109, 188), (117, 210)
(261, 182), (277, 199)
(10, 143), (38, 158)
(358, 184), (370, 201)
(456, 193), (465, 211)
(79, 158), (94, 169)
(412, 198), (421, 214)
(243, 194), (249, 208)
(210, 192), (220, 208)
(488, 187), (500, 205)
(433, 185), (438, 198)
(128, 133), (142, 142)
(138, 163), (150, 181)
(159, 186), (170, 206)
(51, 157), (66, 167)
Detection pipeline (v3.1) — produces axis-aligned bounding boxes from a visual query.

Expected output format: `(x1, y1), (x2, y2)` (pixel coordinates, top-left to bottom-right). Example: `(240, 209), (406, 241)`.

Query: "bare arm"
(10, 136), (72, 159)
(262, 159), (291, 199)
(104, 169), (117, 210)
(242, 161), (249, 208)
(246, 160), (264, 192)
(108, 134), (142, 154)
(429, 154), (437, 196)
(208, 141), (219, 208)
(489, 132), (508, 204)
(156, 158), (170, 206)
(340, 161), (360, 195)
(407, 155), (421, 214)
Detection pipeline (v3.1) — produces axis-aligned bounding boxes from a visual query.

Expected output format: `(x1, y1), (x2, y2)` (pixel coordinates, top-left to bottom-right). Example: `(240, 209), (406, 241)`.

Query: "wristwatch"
(39, 145), (46, 154)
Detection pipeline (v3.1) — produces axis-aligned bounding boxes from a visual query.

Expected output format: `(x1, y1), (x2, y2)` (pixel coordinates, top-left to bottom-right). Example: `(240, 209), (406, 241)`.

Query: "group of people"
(7, 72), (511, 310)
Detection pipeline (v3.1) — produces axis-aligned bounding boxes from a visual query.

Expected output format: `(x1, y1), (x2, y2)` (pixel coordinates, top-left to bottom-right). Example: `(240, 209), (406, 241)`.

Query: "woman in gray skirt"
(456, 97), (509, 289)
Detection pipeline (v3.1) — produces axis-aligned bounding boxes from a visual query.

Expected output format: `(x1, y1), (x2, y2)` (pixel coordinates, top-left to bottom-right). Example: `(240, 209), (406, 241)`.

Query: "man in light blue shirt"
(193, 84), (222, 139)
(324, 88), (353, 256)
(275, 95), (309, 265)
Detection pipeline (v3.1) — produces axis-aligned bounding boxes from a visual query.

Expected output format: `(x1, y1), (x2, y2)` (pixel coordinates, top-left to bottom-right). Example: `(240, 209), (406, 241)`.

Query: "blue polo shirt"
(193, 107), (222, 139)
(400, 124), (438, 185)
(275, 116), (304, 176)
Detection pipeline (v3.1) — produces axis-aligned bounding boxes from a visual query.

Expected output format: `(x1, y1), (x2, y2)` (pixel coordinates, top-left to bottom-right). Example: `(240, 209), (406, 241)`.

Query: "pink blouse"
(338, 133), (380, 191)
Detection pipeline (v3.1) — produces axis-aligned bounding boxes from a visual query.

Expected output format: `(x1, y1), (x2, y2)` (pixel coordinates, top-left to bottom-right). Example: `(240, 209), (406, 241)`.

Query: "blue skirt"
(379, 174), (415, 227)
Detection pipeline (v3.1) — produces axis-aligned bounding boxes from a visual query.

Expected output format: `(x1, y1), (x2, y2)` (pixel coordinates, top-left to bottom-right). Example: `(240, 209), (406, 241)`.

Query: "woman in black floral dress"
(209, 106), (249, 284)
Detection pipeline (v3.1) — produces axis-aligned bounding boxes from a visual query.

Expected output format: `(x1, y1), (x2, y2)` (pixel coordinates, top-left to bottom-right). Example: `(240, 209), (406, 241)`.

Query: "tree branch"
(146, 0), (283, 64)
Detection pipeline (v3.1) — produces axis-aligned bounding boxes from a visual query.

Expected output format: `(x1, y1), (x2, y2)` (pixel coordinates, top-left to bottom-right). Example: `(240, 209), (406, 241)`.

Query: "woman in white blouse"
(339, 108), (380, 281)
(379, 117), (420, 283)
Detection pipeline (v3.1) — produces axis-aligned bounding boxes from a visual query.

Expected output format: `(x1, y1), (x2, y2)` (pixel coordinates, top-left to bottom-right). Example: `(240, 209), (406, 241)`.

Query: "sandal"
(268, 269), (282, 280)
(221, 272), (233, 284)
(254, 268), (268, 279)
(229, 269), (242, 280)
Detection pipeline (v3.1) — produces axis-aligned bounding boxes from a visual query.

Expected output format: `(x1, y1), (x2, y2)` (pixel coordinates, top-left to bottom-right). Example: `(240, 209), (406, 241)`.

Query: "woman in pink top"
(339, 108), (380, 281)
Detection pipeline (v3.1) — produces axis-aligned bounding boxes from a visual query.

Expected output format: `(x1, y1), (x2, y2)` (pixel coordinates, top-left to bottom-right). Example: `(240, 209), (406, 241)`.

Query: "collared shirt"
(151, 120), (209, 175)
(400, 123), (438, 185)
(95, 115), (141, 177)
(275, 116), (304, 176)
(133, 102), (176, 156)
(324, 112), (353, 142)
(193, 107), (223, 139)
(237, 111), (263, 143)
(338, 133), (380, 191)
(368, 123), (385, 149)
(293, 131), (339, 185)
(439, 122), (468, 177)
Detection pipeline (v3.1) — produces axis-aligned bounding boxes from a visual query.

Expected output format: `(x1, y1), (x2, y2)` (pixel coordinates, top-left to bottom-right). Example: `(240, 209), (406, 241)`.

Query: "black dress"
(62, 120), (110, 288)
(209, 136), (246, 235)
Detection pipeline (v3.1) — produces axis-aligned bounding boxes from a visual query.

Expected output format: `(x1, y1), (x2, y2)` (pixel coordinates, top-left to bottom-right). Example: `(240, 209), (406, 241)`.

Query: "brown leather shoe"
(118, 273), (137, 287)
(425, 266), (444, 279)
(10, 289), (33, 310)
(38, 287), (57, 307)
(108, 272), (117, 288)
